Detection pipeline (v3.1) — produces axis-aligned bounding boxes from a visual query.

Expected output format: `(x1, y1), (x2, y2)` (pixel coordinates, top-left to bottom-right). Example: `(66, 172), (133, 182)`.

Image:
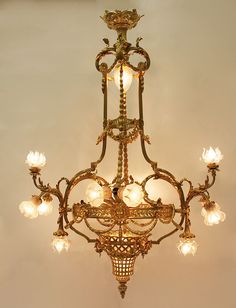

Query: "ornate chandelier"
(20, 9), (225, 298)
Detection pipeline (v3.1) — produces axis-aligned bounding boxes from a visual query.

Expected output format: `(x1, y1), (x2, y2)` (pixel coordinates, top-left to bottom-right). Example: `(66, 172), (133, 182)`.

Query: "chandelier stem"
(119, 65), (126, 118)
(102, 73), (108, 127)
(116, 142), (124, 183)
(115, 64), (130, 184)
(123, 143), (129, 184)
(122, 92), (129, 184)
(116, 29), (127, 42)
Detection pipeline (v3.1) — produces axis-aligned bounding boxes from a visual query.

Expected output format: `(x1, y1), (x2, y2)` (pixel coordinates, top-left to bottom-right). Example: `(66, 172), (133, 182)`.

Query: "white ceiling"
(0, 0), (236, 307)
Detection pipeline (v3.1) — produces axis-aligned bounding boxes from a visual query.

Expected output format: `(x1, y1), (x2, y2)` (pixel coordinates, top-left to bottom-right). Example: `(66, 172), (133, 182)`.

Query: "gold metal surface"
(101, 9), (143, 31)
(27, 10), (222, 298)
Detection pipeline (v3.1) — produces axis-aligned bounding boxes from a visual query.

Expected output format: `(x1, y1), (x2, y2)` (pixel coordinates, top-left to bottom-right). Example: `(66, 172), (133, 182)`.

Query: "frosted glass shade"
(177, 238), (198, 256)
(113, 65), (133, 92)
(51, 236), (70, 253)
(19, 200), (38, 219)
(121, 183), (144, 207)
(202, 147), (223, 165)
(85, 182), (104, 207)
(25, 151), (46, 168)
(201, 202), (226, 226)
(38, 201), (53, 216)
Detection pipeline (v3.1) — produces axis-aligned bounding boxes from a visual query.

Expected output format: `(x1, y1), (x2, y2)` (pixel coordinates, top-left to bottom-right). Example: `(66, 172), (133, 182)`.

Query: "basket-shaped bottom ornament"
(112, 256), (135, 281)
(95, 231), (152, 298)
(111, 256), (136, 298)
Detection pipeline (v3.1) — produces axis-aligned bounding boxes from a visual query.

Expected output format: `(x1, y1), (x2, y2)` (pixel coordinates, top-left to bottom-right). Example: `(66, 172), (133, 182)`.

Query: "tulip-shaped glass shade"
(113, 65), (133, 92)
(25, 151), (46, 169)
(85, 182), (104, 207)
(51, 236), (70, 253)
(121, 183), (144, 207)
(177, 238), (198, 256)
(202, 147), (223, 165)
(201, 202), (226, 226)
(19, 200), (38, 219)
(38, 200), (53, 216)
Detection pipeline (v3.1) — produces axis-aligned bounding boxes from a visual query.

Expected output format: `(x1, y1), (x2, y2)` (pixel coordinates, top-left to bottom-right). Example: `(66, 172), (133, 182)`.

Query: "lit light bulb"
(38, 201), (53, 216)
(85, 182), (104, 207)
(51, 236), (71, 253)
(113, 65), (133, 92)
(121, 183), (144, 207)
(25, 151), (46, 169)
(177, 238), (198, 256)
(201, 202), (226, 226)
(19, 200), (38, 219)
(202, 147), (223, 165)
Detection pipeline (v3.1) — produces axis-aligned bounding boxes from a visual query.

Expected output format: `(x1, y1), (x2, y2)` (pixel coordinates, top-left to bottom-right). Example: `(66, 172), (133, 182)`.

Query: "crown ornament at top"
(101, 9), (143, 31)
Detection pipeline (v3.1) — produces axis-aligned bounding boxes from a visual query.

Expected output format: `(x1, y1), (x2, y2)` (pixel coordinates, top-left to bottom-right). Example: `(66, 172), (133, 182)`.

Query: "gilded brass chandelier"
(20, 10), (226, 298)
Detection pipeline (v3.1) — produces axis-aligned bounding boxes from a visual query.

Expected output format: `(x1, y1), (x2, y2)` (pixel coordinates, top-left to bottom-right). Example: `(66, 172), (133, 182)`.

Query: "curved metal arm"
(95, 47), (117, 73)
(32, 174), (63, 203)
(126, 46), (151, 72)
(91, 73), (108, 170)
(141, 170), (186, 245)
(31, 172), (70, 237)
(138, 74), (158, 172)
(186, 168), (217, 204)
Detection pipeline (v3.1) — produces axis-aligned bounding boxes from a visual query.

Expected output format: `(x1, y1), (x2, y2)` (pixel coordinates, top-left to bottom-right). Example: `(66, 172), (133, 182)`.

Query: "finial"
(118, 282), (128, 298)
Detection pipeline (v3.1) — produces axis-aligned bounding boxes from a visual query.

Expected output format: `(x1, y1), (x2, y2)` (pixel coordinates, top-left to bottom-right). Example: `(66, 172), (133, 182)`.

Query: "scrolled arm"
(126, 46), (150, 72)
(95, 47), (117, 73)
(186, 168), (217, 204)
(31, 173), (63, 203)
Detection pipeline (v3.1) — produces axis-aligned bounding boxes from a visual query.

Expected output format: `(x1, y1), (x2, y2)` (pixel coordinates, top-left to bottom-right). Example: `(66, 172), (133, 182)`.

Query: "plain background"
(0, 0), (235, 307)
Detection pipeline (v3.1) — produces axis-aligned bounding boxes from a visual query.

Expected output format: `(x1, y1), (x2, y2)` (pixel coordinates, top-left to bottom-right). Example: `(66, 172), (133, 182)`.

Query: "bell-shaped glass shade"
(201, 202), (226, 226)
(19, 200), (38, 219)
(202, 147), (223, 165)
(121, 183), (144, 207)
(25, 151), (46, 169)
(177, 238), (198, 256)
(85, 182), (104, 207)
(38, 201), (53, 216)
(51, 236), (70, 253)
(113, 65), (133, 92)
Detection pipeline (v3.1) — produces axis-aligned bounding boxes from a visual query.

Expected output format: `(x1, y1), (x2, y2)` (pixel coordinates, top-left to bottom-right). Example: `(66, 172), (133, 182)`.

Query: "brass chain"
(116, 142), (123, 183)
(116, 65), (129, 184)
(116, 65), (124, 183)
(123, 143), (129, 184)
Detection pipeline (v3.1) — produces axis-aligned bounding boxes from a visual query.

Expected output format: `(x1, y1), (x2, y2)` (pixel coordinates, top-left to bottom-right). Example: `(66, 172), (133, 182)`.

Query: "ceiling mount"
(101, 9), (143, 31)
